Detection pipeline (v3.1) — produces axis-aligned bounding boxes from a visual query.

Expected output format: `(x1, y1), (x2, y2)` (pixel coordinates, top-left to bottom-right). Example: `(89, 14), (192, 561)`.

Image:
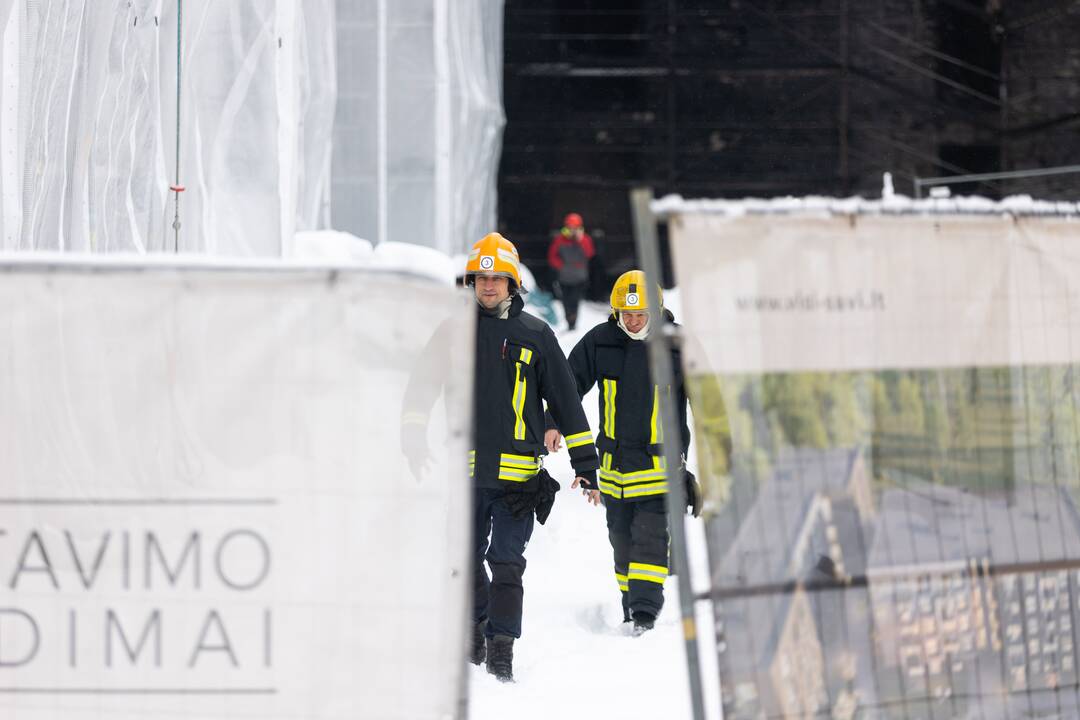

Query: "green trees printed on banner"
(687, 374), (734, 503)
(687, 365), (1080, 505)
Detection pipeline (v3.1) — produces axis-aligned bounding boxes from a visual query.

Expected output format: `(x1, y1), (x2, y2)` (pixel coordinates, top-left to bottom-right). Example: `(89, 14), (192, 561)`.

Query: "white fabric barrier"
(665, 202), (1080, 719)
(0, 257), (472, 720)
(332, 0), (505, 254)
(0, 1), (336, 255)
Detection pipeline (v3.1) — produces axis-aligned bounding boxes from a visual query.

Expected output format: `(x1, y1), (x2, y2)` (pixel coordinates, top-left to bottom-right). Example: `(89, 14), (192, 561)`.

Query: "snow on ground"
(470, 293), (723, 720)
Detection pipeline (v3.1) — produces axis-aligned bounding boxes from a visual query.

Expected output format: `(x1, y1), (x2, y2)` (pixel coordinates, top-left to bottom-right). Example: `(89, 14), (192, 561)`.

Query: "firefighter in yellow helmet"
(457, 233), (598, 679)
(546, 269), (700, 634)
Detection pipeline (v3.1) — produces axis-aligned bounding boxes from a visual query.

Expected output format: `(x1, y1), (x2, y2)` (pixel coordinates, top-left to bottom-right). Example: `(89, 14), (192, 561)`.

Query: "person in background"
(547, 212), (595, 331)
(546, 270), (704, 635)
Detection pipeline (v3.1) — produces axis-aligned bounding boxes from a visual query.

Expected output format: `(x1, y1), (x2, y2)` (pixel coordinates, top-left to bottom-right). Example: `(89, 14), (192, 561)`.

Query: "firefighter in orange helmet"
(460, 233), (599, 680)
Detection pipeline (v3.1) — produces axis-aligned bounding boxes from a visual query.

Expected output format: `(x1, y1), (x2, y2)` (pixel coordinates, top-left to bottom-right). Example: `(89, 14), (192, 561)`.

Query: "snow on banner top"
(0, 244), (456, 287)
(651, 194), (1080, 218)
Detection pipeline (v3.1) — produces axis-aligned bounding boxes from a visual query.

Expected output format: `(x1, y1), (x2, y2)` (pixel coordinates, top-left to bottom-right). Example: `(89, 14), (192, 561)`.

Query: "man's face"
(622, 311), (648, 334)
(570, 227), (584, 239)
(474, 274), (511, 309)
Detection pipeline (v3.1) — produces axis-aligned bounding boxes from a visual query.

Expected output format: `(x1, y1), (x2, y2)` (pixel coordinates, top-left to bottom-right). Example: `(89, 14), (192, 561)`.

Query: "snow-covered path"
(469, 296), (722, 720)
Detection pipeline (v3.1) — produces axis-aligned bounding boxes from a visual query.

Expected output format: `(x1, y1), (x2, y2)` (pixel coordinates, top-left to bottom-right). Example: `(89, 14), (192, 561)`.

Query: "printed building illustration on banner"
(665, 200), (1080, 719)
(868, 482), (1080, 717)
(714, 448), (875, 719)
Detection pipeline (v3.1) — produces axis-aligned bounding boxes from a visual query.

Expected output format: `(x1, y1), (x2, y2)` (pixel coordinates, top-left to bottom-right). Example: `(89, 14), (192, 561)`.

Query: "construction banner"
(667, 207), (1080, 719)
(0, 257), (473, 720)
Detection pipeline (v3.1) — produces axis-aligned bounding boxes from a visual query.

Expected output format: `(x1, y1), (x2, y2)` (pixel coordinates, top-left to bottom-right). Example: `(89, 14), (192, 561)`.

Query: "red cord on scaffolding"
(171, 0), (184, 251)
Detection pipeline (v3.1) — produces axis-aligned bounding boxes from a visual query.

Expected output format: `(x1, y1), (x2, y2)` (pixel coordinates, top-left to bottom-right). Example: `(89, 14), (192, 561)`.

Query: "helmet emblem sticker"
(626, 292), (640, 307)
(479, 255), (495, 270)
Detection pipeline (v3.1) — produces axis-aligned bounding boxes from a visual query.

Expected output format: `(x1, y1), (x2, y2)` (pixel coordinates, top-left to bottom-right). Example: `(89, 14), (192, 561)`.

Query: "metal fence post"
(630, 186), (706, 720)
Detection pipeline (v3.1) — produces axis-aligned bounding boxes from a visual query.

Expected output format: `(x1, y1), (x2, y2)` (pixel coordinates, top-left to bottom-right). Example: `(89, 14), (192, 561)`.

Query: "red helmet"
(563, 212), (583, 229)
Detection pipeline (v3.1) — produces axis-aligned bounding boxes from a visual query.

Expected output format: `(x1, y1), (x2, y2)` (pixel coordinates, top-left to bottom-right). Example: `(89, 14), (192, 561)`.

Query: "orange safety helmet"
(563, 212), (584, 229)
(464, 232), (525, 292)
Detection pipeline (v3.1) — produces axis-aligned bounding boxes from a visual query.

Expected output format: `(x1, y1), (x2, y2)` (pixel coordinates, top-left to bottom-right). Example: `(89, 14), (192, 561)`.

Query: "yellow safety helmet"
(610, 269), (662, 313)
(464, 232), (524, 291)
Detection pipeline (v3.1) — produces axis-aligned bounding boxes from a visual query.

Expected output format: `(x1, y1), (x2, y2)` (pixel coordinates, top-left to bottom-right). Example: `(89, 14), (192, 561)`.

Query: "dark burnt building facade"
(500, 1), (1080, 288)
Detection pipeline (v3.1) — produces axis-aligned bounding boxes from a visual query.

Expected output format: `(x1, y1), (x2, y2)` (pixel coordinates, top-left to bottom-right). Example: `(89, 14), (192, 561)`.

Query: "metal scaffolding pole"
(914, 164), (1080, 198)
(630, 186), (706, 720)
(170, 0), (184, 253)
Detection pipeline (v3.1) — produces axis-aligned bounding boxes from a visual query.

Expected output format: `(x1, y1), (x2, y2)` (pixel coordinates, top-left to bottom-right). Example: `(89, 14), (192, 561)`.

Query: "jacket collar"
(608, 308), (676, 340)
(477, 294), (524, 320)
(508, 294), (525, 317)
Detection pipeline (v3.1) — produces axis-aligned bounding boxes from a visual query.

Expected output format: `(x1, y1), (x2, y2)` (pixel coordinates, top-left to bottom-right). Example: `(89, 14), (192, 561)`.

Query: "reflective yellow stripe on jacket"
(597, 384), (669, 500)
(598, 453), (668, 499)
(565, 430), (593, 449)
(602, 378), (617, 439)
(498, 452), (540, 482)
(468, 451), (541, 482)
(650, 384), (663, 445)
(511, 347), (532, 441)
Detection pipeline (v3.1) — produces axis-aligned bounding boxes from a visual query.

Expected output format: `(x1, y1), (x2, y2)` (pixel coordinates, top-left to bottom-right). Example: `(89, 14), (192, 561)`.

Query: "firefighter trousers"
(473, 488), (535, 639)
(606, 496), (669, 621)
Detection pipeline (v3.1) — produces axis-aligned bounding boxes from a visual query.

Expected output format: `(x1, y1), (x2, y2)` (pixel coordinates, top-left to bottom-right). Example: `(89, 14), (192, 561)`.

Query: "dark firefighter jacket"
(402, 294), (598, 492)
(560, 311), (690, 502)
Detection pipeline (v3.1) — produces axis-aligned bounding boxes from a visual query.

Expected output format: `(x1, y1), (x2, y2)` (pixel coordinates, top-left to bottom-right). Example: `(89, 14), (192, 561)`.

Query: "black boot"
(632, 612), (655, 636)
(486, 634), (514, 682)
(470, 622), (486, 665)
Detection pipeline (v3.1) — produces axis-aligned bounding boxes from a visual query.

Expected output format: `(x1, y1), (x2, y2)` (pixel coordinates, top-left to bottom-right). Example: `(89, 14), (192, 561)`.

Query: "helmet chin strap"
(617, 312), (650, 340)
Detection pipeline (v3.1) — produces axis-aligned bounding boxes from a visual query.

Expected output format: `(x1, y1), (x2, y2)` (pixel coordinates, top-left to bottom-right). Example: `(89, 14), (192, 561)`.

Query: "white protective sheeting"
(0, 258), (472, 720)
(332, 0), (505, 254)
(1, 1), (335, 255)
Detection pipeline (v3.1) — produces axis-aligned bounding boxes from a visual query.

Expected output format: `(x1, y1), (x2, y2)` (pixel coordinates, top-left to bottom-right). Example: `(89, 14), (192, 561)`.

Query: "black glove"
(684, 469), (702, 518)
(534, 471), (561, 525)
